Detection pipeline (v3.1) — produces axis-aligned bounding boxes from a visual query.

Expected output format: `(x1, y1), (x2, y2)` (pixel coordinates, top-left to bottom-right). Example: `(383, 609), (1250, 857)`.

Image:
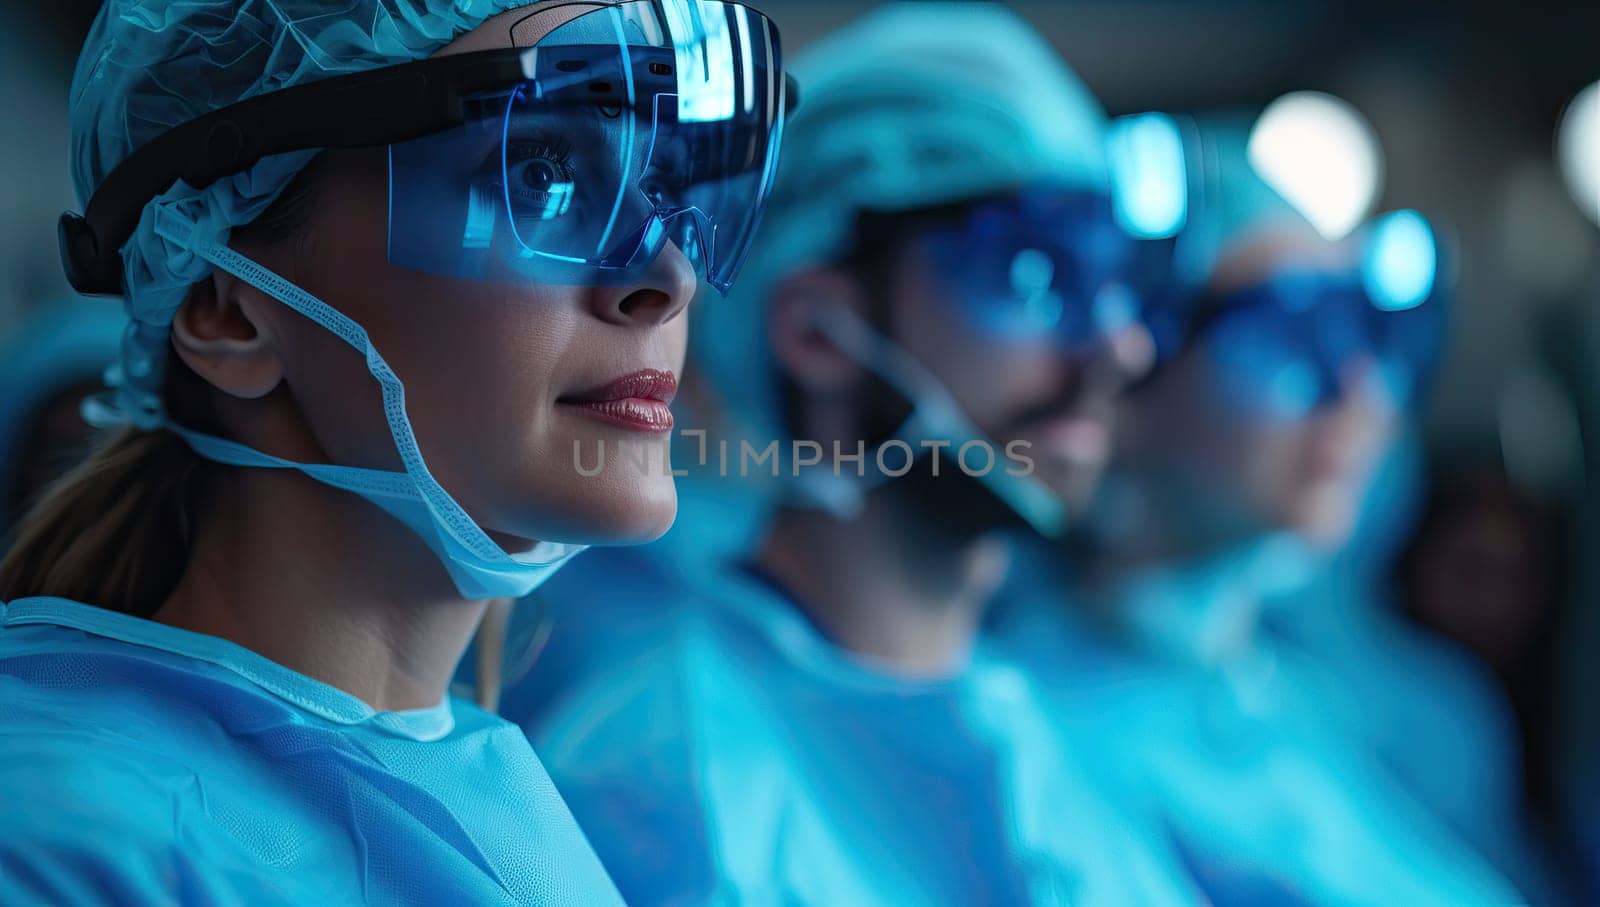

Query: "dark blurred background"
(6, 0), (1599, 888)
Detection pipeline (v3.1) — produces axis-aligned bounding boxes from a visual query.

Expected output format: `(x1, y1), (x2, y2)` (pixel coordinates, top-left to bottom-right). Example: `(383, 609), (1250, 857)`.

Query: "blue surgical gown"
(1263, 574), (1563, 901)
(513, 550), (1202, 906)
(990, 544), (1524, 906)
(0, 596), (624, 905)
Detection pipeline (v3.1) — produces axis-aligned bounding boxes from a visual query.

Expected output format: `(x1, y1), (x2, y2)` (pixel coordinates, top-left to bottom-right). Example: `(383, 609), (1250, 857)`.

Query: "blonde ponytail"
(0, 426), (212, 616)
(0, 154), (335, 615)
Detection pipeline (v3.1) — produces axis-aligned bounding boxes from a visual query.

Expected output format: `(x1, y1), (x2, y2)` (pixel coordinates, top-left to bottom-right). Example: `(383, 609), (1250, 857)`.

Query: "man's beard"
(879, 458), (1036, 553)
(851, 363), (1080, 549)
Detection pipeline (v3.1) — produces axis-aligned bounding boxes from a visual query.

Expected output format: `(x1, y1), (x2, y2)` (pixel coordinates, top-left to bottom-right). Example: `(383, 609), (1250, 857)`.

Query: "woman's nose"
(584, 242), (697, 328)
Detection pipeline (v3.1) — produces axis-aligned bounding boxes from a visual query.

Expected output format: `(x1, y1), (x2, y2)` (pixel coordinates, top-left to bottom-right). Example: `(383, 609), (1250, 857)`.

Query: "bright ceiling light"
(1107, 112), (1188, 240)
(1248, 91), (1383, 241)
(1556, 80), (1600, 227)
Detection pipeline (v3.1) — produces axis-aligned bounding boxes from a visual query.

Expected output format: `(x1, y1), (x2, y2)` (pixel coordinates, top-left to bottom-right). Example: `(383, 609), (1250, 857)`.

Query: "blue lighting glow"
(1363, 209), (1437, 312)
(1107, 112), (1188, 239)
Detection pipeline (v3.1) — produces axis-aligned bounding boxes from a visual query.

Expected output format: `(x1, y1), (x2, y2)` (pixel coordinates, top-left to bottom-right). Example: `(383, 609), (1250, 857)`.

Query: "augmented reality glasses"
(61, 0), (798, 296)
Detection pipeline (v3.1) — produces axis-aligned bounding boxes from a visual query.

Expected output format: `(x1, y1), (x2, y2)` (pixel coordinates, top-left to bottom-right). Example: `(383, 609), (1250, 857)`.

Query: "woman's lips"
(565, 398), (676, 432)
(559, 369), (677, 433)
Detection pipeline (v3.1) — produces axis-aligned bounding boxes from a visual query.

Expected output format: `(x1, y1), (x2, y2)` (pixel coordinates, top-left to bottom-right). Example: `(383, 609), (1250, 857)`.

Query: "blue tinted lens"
(1206, 312), (1326, 419)
(919, 189), (1137, 346)
(387, 0), (786, 294)
(1203, 273), (1446, 419)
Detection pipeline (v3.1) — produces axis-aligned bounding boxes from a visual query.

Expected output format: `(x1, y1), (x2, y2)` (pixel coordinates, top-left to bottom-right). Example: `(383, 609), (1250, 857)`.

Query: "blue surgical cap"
(70, 0), (539, 428)
(691, 1), (1113, 464)
(1172, 112), (1327, 290)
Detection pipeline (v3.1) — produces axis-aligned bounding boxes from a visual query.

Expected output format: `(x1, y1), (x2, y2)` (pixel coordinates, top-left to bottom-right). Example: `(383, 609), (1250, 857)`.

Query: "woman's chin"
(589, 497), (679, 546)
(489, 480), (680, 548)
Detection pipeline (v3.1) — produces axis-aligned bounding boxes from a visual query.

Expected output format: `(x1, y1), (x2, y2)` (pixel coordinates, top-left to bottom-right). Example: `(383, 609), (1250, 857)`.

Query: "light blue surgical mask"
(99, 206), (586, 600)
(796, 303), (1069, 538)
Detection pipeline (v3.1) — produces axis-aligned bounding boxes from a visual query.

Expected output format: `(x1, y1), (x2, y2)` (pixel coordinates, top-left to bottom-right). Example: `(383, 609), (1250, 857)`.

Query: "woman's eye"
(520, 158), (563, 193)
(503, 141), (578, 217)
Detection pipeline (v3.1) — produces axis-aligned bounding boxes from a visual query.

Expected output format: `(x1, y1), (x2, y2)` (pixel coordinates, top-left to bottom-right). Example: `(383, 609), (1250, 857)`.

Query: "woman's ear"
(170, 270), (284, 400)
(767, 266), (870, 393)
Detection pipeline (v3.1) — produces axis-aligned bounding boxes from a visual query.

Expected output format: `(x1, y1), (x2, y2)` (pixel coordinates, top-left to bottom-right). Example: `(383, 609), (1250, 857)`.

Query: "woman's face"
(256, 157), (693, 549)
(227, 5), (699, 551)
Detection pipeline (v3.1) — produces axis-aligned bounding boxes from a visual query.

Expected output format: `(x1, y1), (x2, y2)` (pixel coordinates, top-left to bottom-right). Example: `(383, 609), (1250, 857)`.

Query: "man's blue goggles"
(915, 188), (1141, 348)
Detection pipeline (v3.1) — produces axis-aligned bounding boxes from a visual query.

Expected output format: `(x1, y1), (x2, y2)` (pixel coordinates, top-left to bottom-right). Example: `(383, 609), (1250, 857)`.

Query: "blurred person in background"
(506, 4), (1203, 904)
(991, 112), (1528, 904)
(1392, 456), (1577, 894)
(1261, 437), (1571, 901)
(0, 297), (122, 537)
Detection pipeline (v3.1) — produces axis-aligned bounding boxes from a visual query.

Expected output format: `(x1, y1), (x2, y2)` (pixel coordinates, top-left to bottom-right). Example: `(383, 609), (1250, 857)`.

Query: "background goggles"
(1196, 271), (1449, 420)
(916, 188), (1141, 348)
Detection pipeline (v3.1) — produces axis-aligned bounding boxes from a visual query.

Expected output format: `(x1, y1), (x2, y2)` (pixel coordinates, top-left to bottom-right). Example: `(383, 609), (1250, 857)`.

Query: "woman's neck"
(154, 467), (489, 711)
(756, 493), (1008, 678)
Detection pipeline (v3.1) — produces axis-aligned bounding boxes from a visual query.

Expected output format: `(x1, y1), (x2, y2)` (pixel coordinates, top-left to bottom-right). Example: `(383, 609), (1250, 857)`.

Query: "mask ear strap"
(808, 303), (960, 413)
(151, 207), (582, 578)
(805, 302), (1070, 538)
